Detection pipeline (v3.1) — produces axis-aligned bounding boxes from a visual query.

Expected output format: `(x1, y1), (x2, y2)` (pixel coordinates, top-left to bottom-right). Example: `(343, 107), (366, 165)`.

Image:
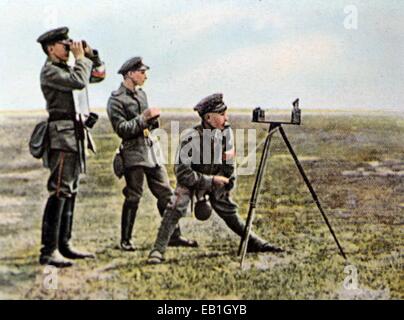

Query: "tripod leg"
(239, 124), (279, 268)
(278, 126), (347, 260)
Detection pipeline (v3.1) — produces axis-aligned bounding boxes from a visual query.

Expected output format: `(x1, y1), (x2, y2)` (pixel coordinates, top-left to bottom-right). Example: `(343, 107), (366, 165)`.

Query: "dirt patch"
(343, 160), (404, 177)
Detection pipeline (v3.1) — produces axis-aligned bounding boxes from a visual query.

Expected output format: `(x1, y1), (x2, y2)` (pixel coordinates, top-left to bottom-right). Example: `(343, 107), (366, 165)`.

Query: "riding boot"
(120, 200), (137, 251)
(220, 214), (280, 252)
(39, 195), (73, 268)
(59, 195), (95, 259)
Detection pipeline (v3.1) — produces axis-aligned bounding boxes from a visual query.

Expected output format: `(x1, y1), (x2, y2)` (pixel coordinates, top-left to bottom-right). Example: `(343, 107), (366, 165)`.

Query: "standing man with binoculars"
(107, 57), (197, 251)
(37, 27), (105, 267)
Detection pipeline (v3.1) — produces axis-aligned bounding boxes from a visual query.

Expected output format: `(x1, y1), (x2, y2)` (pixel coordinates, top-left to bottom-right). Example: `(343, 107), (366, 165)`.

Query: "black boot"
(59, 195), (95, 259)
(247, 241), (284, 253)
(120, 200), (137, 251)
(220, 214), (283, 253)
(168, 226), (199, 248)
(39, 195), (73, 268)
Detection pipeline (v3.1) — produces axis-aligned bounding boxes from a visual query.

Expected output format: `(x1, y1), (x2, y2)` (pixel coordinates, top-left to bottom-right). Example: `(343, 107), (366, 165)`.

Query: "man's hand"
(143, 108), (161, 122)
(213, 176), (229, 188)
(70, 41), (85, 60)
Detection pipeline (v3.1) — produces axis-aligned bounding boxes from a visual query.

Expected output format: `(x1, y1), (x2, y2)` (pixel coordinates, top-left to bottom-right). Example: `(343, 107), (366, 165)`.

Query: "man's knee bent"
(165, 192), (190, 219)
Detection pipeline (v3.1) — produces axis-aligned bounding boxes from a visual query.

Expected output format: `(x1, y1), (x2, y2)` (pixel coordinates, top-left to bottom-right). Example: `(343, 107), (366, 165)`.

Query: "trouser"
(152, 185), (265, 254)
(47, 150), (80, 197)
(121, 165), (181, 242)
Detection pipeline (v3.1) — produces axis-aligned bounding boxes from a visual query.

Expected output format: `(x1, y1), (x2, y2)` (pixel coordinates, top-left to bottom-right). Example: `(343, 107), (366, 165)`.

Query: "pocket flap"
(55, 120), (75, 132)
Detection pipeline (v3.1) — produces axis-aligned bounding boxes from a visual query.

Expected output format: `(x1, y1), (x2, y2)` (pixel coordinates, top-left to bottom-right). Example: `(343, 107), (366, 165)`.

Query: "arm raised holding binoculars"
(70, 41), (85, 60)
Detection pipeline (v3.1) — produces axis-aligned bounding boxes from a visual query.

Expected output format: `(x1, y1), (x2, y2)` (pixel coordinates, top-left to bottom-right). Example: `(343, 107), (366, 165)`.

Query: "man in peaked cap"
(37, 27), (105, 268)
(107, 57), (197, 251)
(147, 93), (284, 264)
(117, 56), (150, 75)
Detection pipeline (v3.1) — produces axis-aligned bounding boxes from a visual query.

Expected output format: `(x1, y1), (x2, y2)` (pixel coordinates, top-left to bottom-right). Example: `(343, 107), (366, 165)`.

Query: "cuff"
(77, 56), (93, 67)
(137, 114), (147, 130)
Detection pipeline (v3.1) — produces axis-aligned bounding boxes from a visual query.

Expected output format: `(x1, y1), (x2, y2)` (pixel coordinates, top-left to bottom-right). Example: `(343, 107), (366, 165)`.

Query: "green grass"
(0, 112), (402, 299)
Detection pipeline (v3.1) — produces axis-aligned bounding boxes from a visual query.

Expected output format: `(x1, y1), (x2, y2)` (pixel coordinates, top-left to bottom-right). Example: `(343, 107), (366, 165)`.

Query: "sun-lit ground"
(0, 110), (402, 299)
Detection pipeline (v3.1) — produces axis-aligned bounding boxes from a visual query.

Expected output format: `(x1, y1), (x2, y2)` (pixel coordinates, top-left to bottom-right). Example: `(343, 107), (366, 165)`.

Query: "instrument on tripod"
(238, 99), (347, 268)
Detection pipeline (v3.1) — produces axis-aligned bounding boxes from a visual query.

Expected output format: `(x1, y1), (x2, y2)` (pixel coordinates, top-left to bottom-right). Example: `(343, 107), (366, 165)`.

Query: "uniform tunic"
(40, 55), (104, 196)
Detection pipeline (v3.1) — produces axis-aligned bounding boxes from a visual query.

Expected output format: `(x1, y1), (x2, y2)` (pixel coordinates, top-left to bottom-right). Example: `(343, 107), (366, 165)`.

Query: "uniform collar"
(48, 56), (67, 66)
(121, 82), (141, 96)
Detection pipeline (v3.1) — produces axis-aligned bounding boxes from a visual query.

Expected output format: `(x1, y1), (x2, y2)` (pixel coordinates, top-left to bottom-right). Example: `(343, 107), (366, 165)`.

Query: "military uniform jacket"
(40, 55), (105, 153)
(175, 123), (235, 191)
(107, 84), (161, 168)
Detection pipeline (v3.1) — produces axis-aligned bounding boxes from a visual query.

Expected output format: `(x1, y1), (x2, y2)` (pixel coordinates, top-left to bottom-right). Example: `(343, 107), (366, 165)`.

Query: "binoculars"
(61, 40), (88, 51)
(84, 112), (99, 129)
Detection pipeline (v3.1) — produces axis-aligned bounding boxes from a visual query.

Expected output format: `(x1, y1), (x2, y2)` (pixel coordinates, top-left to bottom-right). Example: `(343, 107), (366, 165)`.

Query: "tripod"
(238, 110), (347, 268)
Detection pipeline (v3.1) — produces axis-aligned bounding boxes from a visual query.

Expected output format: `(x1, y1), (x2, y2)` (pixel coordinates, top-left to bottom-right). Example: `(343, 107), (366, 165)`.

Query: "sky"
(0, 0), (402, 110)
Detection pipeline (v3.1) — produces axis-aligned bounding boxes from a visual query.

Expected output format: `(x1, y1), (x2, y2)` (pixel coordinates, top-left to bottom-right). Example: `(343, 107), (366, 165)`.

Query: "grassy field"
(0, 110), (402, 299)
